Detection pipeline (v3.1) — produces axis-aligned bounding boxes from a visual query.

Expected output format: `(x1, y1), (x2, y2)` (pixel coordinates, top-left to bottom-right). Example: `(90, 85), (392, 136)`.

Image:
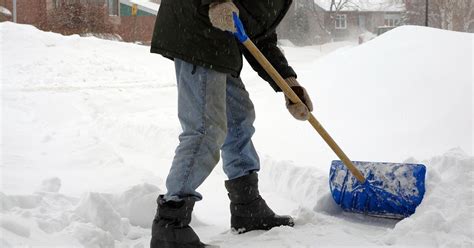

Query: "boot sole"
(151, 240), (207, 248)
(231, 215), (295, 234)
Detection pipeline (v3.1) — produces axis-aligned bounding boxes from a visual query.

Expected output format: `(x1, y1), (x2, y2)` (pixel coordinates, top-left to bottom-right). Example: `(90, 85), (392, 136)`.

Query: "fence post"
(13, 0), (17, 23)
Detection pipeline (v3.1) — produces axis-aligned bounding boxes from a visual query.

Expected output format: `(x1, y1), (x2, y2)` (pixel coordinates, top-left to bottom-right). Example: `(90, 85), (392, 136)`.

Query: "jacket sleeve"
(242, 31), (297, 92)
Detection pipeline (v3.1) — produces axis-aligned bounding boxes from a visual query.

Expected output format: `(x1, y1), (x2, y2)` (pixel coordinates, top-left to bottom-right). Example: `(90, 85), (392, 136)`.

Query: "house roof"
(120, 0), (160, 15)
(313, 0), (405, 12)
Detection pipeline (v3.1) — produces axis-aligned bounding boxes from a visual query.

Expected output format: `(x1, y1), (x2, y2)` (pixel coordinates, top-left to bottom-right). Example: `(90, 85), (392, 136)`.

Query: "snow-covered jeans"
(164, 58), (260, 202)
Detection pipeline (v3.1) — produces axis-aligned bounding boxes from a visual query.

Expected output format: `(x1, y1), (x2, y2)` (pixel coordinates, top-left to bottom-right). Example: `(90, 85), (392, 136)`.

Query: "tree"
(46, 1), (113, 35)
(289, 7), (310, 45)
(432, 0), (459, 30)
(454, 0), (474, 32)
(329, 0), (357, 12)
(403, 0), (423, 25)
(404, 0), (474, 32)
(284, 0), (322, 45)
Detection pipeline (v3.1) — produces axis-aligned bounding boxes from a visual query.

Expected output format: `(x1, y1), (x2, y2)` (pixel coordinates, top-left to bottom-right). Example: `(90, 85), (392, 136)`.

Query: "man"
(150, 0), (313, 247)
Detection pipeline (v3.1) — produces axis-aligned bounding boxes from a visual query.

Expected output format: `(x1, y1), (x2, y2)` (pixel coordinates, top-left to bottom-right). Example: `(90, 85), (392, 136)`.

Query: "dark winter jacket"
(150, 0), (296, 92)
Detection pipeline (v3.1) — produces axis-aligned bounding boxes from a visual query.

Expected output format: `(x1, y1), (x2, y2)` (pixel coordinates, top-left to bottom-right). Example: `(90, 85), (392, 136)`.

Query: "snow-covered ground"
(1, 22), (473, 247)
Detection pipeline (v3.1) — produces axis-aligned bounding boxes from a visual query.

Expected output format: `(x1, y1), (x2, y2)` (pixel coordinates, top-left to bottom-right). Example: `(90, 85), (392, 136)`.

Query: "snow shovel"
(232, 13), (426, 219)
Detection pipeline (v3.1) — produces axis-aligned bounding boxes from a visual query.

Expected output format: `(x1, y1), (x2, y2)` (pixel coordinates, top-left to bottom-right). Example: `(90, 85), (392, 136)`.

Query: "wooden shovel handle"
(242, 39), (366, 183)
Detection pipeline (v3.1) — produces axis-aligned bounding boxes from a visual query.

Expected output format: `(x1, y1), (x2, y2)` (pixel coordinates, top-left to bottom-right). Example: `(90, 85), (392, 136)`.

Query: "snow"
(386, 148), (473, 247)
(1, 21), (473, 247)
(38, 177), (62, 193)
(0, 216), (31, 238)
(0, 6), (12, 16)
(331, 161), (421, 197)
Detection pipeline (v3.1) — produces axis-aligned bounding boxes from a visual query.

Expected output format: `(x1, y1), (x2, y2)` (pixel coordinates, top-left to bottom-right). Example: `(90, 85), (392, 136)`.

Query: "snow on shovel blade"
(329, 160), (426, 219)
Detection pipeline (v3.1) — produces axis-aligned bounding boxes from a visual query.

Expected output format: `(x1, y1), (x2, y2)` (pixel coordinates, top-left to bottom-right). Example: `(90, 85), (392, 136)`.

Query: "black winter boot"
(150, 195), (205, 248)
(225, 173), (294, 233)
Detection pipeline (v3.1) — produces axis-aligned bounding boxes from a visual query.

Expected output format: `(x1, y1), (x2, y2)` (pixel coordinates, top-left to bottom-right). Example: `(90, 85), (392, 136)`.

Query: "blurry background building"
(278, 0), (406, 45)
(0, 0), (472, 45)
(0, 0), (160, 43)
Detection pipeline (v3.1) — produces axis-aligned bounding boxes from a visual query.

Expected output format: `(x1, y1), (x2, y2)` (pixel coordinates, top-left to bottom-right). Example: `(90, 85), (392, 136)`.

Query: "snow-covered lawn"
(1, 22), (472, 247)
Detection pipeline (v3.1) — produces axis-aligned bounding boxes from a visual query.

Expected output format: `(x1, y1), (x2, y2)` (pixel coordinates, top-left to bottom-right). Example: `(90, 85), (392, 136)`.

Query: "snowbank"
(259, 148), (473, 247)
(386, 148), (474, 247)
(38, 177), (62, 193)
(1, 22), (174, 89)
(259, 26), (472, 167)
(0, 183), (162, 247)
(2, 149), (472, 247)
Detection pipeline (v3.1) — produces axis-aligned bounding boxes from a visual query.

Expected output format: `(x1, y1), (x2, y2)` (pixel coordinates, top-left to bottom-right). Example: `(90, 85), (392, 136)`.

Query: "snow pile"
(258, 148), (473, 247)
(0, 22), (174, 89)
(74, 192), (128, 240)
(0, 216), (31, 238)
(37, 177), (62, 193)
(271, 26), (472, 167)
(0, 6), (12, 16)
(386, 148), (474, 247)
(111, 183), (161, 228)
(65, 222), (115, 248)
(0, 183), (162, 247)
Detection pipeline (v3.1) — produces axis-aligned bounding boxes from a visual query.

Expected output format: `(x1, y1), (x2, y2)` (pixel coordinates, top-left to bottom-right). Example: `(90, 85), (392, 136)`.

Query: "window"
(384, 15), (400, 27)
(107, 0), (119, 16)
(335, 14), (347, 29)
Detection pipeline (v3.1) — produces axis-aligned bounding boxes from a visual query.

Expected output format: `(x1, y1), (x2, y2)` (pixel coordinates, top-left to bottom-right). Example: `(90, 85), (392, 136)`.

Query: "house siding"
(0, 0), (48, 27)
(0, 0), (158, 44)
(110, 15), (156, 43)
(278, 1), (404, 45)
(277, 2), (331, 45)
(325, 11), (402, 41)
(119, 3), (154, 16)
(2, 0), (405, 45)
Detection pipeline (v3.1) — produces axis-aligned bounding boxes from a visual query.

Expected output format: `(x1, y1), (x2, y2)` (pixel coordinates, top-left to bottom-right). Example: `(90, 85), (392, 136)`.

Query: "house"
(315, 0), (405, 40)
(0, 0), (160, 43)
(0, 0), (49, 28)
(119, 0), (158, 16)
(0, 5), (12, 21)
(2, 0), (406, 45)
(110, 0), (160, 43)
(278, 0), (405, 45)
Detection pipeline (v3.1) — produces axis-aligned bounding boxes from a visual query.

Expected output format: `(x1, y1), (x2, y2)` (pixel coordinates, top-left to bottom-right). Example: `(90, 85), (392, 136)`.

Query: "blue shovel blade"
(329, 160), (426, 219)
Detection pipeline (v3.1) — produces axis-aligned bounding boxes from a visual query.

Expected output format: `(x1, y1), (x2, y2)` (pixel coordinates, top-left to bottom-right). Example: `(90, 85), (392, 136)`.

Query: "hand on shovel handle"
(285, 77), (313, 121)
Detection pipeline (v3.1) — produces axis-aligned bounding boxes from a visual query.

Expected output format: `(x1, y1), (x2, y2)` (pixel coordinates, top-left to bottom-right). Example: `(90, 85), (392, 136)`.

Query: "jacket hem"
(150, 47), (240, 78)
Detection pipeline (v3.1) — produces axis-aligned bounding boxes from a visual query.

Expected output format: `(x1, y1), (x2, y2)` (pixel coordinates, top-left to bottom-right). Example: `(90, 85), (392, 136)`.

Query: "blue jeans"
(164, 59), (260, 201)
